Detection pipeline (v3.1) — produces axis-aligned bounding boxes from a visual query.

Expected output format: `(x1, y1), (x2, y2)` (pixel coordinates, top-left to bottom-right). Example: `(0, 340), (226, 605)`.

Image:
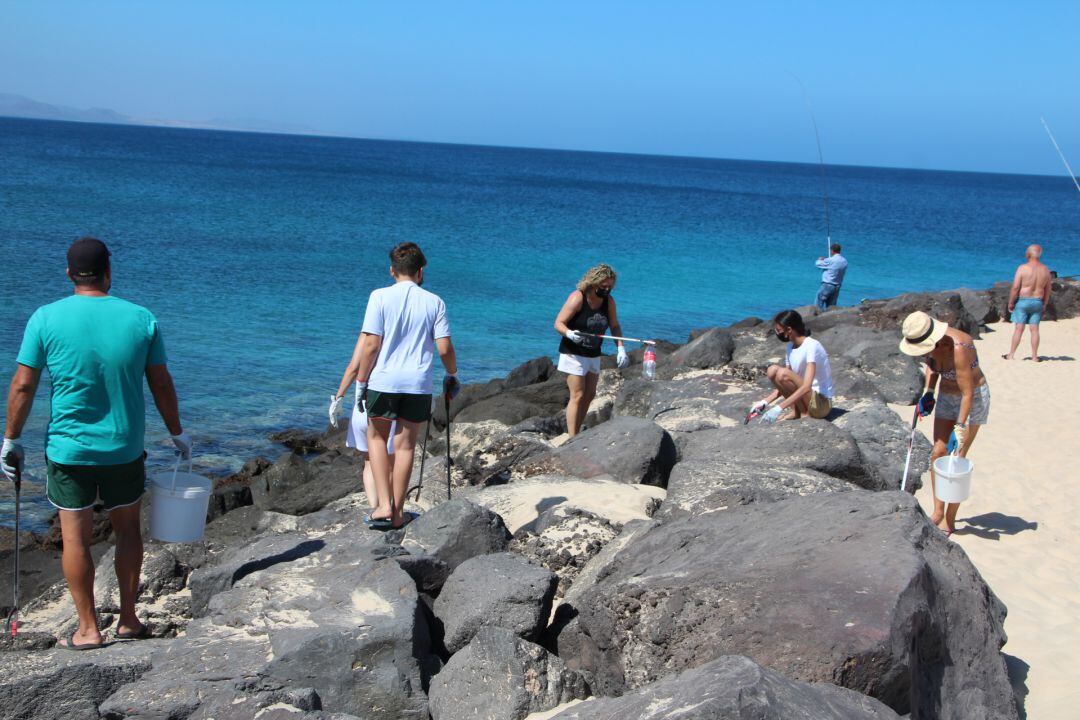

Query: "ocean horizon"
(2, 115), (1078, 530)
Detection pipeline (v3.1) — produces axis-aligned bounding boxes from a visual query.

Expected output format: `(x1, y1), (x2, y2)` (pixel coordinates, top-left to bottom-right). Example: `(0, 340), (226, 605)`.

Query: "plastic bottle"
(642, 346), (657, 380)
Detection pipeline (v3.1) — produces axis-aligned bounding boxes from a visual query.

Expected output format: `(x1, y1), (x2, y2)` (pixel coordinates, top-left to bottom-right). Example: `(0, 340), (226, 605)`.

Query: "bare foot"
(1002, 353), (1012, 360)
(116, 619), (148, 638)
(60, 627), (104, 648)
(1032, 356), (1042, 363)
(935, 520), (954, 537)
(369, 504), (393, 522)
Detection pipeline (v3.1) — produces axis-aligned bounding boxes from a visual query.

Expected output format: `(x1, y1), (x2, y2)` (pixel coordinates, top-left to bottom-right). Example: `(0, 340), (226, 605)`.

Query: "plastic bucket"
(933, 454), (973, 503)
(149, 460), (212, 543)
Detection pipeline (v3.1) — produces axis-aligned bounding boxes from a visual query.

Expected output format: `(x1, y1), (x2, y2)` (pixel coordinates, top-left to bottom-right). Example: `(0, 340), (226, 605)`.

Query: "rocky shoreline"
(1, 278), (1077, 720)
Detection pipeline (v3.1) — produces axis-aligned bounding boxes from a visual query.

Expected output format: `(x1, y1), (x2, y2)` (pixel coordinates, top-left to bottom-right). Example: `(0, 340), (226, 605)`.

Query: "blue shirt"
(816, 254), (848, 285)
(16, 295), (167, 465)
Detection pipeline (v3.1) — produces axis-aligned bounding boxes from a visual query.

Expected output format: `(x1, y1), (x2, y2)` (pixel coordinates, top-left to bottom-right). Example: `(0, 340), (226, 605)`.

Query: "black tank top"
(559, 291), (610, 358)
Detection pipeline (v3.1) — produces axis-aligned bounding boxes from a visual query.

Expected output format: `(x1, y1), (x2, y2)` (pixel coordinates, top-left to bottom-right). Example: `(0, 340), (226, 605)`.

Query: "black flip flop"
(60, 632), (105, 651)
(115, 625), (151, 641)
(389, 512), (417, 531)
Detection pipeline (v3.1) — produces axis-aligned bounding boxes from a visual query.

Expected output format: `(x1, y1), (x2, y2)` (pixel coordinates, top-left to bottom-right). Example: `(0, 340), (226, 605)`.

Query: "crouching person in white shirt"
(751, 309), (834, 423)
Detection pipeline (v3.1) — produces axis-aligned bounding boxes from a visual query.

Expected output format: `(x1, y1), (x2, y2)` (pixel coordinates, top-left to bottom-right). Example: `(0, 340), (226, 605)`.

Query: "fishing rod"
(1041, 117), (1080, 194)
(790, 73), (833, 256)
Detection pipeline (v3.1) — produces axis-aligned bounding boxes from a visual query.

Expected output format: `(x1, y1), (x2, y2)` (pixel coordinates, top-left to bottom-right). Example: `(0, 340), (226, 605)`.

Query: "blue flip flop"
(363, 514), (392, 528)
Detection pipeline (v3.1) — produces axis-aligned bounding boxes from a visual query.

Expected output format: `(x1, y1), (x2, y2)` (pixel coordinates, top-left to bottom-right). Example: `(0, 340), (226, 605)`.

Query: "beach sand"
(890, 318), (1080, 719)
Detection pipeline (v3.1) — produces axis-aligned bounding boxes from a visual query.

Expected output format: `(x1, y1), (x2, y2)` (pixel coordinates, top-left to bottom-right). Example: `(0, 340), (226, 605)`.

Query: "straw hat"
(899, 311), (948, 356)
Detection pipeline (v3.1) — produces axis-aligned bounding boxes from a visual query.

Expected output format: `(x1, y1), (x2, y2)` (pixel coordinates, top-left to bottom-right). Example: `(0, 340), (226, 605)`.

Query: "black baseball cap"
(67, 237), (111, 279)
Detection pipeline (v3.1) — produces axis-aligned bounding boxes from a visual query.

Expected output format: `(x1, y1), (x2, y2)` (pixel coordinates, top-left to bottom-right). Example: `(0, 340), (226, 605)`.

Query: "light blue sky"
(2, 1), (1078, 174)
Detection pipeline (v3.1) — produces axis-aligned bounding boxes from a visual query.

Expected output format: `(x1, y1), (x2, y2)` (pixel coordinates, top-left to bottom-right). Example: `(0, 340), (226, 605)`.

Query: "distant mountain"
(0, 93), (132, 125)
(0, 92), (323, 136)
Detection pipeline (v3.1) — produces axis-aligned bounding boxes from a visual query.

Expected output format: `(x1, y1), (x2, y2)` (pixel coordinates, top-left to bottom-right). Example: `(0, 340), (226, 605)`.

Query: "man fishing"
(815, 244), (848, 310)
(1004, 244), (1052, 362)
(2, 237), (191, 649)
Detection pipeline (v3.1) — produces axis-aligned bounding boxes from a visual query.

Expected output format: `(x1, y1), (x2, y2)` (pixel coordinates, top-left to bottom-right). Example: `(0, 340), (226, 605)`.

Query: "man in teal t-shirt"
(2, 237), (192, 649)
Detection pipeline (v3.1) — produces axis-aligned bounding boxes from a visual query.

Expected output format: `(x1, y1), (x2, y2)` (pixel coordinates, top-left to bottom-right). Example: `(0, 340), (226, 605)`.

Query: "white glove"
(761, 406), (783, 424)
(2, 438), (24, 483)
(751, 399), (769, 414)
(329, 395), (344, 428)
(171, 431), (193, 460)
(357, 381), (369, 413)
(954, 423), (966, 450)
(564, 330), (585, 344)
(616, 346), (629, 369)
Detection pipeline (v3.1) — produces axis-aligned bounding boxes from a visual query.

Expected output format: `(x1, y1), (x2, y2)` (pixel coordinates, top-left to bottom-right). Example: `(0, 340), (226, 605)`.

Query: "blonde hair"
(576, 263), (617, 292)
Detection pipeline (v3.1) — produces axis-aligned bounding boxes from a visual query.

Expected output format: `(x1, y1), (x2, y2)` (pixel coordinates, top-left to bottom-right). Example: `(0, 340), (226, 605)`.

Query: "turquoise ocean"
(2, 116), (1078, 529)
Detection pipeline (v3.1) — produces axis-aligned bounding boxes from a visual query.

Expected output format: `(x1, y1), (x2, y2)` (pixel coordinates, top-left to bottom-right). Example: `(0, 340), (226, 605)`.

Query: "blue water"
(2, 116), (1078, 530)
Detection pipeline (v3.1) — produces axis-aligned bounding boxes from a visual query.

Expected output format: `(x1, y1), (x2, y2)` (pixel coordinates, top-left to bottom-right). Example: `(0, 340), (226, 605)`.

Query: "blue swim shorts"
(1010, 298), (1043, 325)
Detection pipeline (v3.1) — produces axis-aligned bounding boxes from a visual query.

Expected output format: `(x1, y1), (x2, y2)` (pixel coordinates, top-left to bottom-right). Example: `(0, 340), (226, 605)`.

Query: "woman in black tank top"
(554, 264), (629, 437)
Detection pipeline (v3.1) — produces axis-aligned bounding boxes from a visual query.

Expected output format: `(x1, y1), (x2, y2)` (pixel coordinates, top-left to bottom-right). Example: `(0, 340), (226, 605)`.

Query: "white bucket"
(149, 460), (212, 543)
(933, 454), (973, 503)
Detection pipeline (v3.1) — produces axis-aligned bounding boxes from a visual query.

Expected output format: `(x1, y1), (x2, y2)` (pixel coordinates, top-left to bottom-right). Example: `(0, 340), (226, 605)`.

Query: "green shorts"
(46, 455), (146, 511)
(366, 390), (432, 423)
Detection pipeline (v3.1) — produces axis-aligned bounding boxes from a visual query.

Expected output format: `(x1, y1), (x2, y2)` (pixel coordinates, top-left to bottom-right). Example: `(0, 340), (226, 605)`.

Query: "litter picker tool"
(409, 397), (436, 502)
(5, 453), (20, 638)
(444, 393), (452, 500)
(1041, 117), (1080, 195)
(900, 377), (934, 493)
(899, 405), (921, 494)
(582, 333), (656, 346)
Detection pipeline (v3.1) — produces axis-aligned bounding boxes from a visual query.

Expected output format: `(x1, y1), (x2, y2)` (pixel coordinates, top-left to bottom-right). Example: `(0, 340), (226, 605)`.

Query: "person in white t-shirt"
(751, 309), (834, 422)
(343, 243), (460, 529)
(329, 367), (397, 523)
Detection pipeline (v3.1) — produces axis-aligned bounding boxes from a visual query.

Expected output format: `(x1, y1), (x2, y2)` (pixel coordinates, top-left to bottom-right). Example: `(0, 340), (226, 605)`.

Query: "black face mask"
(775, 330), (789, 342)
(595, 287), (610, 298)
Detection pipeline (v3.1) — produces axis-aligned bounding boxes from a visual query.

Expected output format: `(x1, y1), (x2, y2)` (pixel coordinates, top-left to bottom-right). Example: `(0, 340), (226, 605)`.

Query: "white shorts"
(558, 353), (601, 377)
(345, 382), (396, 454)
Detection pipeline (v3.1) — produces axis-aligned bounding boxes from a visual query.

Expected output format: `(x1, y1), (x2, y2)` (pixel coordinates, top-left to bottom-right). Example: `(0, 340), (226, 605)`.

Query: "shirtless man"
(1004, 244), (1052, 362)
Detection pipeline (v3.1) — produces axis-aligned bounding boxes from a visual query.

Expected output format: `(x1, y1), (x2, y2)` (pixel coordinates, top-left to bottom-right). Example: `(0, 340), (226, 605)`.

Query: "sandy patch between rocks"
(469, 476), (665, 534)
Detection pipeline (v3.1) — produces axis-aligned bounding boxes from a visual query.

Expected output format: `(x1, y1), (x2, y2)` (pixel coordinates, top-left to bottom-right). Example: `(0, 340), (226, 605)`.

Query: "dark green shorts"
(46, 455), (146, 511)
(366, 390), (432, 423)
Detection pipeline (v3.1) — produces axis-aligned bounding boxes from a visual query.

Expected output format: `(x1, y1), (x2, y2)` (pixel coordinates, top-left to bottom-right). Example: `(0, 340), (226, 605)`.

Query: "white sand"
(890, 318), (1080, 718)
(524, 700), (584, 719)
(467, 476), (665, 534)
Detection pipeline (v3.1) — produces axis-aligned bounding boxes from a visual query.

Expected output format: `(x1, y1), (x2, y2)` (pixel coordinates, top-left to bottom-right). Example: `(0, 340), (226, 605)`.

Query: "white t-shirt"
(362, 281), (451, 394)
(785, 336), (833, 399)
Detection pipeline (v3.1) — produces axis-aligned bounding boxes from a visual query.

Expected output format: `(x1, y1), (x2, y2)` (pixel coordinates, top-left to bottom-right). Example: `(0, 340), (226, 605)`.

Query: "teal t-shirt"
(16, 295), (168, 465)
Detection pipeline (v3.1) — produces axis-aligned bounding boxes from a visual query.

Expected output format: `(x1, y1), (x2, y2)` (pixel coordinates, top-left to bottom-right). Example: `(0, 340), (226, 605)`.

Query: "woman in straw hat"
(899, 311), (990, 535)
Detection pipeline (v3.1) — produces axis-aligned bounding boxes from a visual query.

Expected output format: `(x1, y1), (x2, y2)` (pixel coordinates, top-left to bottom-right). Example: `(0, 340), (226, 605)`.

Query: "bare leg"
(389, 421), (419, 527)
(58, 508), (103, 646)
(1030, 324), (1041, 362)
(580, 372), (599, 425)
(367, 418), (395, 521)
(1005, 323), (1024, 360)
(565, 374), (590, 437)
(928, 418), (953, 530)
(109, 501), (145, 636)
(360, 453), (378, 510)
(765, 365), (807, 419)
